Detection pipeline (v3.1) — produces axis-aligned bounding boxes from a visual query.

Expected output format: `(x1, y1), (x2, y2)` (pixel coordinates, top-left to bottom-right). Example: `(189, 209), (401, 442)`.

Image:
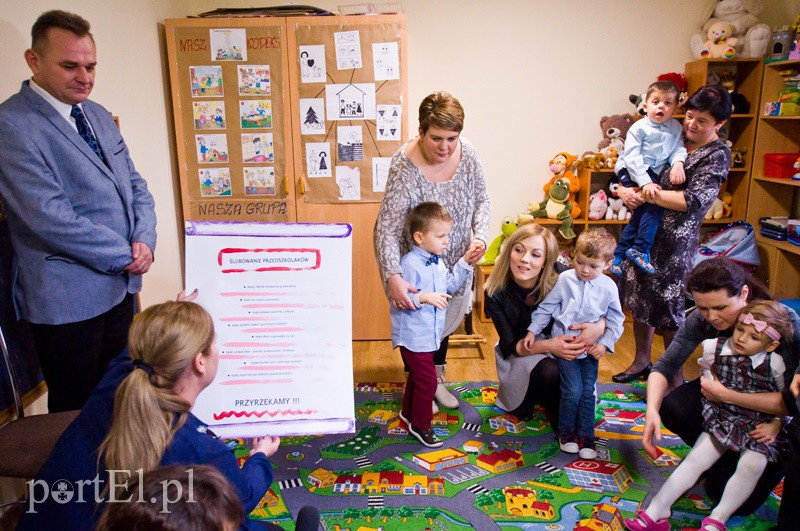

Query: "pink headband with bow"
(738, 313), (781, 342)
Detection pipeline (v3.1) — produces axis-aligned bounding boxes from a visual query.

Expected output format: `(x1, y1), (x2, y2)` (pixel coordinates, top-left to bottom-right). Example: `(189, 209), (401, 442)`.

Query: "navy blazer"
(0, 81), (156, 324)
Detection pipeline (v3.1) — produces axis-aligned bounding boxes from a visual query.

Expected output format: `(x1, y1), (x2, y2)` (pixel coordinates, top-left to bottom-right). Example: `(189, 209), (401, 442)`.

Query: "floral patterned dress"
(620, 139), (730, 330)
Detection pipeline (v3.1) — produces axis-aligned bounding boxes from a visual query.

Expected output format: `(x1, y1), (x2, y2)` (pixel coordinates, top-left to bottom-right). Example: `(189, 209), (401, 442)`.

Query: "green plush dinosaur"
(481, 216), (519, 265)
(531, 177), (576, 240)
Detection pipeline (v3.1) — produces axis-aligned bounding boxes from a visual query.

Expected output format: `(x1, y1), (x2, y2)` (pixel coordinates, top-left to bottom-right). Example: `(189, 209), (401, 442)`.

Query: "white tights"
(645, 432), (767, 527)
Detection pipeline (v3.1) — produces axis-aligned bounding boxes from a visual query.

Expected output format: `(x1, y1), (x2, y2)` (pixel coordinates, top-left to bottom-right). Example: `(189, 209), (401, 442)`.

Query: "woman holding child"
(614, 85), (734, 387)
(484, 224), (607, 431)
(629, 257), (800, 530)
(374, 91), (490, 410)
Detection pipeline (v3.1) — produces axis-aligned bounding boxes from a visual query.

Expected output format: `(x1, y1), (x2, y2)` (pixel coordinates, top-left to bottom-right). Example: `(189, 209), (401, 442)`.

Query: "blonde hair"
(485, 223), (559, 304)
(575, 228), (616, 262)
(100, 301), (215, 480)
(741, 300), (794, 344)
(418, 91), (464, 133)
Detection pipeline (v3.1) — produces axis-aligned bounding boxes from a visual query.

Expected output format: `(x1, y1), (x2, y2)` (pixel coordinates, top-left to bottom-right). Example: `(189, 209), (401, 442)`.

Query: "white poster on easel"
(185, 221), (354, 438)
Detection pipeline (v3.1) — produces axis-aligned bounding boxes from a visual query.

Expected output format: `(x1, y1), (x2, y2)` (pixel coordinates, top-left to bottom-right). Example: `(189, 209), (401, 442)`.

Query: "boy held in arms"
(523, 229), (625, 458)
(391, 202), (482, 448)
(610, 80), (687, 275)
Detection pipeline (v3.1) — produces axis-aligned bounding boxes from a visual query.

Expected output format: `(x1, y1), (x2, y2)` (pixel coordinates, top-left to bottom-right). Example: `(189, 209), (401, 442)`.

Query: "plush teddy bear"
(588, 189), (609, 220)
(543, 152), (581, 218)
(531, 177), (576, 240)
(690, 0), (772, 58)
(481, 216), (518, 265)
(598, 114), (635, 152)
(705, 191), (733, 219)
(606, 175), (631, 221)
(701, 21), (738, 58)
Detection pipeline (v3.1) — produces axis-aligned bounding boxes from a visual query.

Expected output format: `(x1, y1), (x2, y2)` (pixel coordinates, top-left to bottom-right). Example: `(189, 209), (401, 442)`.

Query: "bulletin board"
(165, 18), (296, 222)
(288, 16), (407, 204)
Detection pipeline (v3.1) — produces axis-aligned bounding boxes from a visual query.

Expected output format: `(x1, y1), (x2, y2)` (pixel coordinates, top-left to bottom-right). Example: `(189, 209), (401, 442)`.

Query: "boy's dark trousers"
(399, 347), (437, 431)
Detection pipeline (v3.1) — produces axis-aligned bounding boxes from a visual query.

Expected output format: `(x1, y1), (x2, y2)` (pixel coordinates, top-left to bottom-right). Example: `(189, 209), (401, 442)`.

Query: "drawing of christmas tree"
(305, 106), (321, 126)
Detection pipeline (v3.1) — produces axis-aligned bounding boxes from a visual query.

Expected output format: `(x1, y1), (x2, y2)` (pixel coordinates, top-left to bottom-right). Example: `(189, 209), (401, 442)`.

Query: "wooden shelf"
(702, 218), (736, 224)
(753, 176), (800, 187)
(730, 113), (757, 119)
(766, 58), (800, 69)
(755, 234), (800, 256)
(745, 55), (800, 299)
(532, 218), (580, 225)
(587, 219), (628, 225)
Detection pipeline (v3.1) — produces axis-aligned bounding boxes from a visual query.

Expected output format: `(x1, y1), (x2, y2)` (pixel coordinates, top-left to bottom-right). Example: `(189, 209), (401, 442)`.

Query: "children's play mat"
(229, 380), (781, 530)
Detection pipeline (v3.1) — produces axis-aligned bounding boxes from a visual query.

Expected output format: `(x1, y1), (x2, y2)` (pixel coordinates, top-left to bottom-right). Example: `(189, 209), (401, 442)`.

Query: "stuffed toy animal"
(701, 21), (738, 58)
(543, 152), (581, 219)
(577, 151), (608, 172)
(556, 250), (573, 268)
(606, 175), (631, 221)
(601, 146), (619, 168)
(481, 216), (518, 265)
(732, 147), (747, 167)
(793, 156), (800, 180)
(517, 212), (534, 226)
(531, 177), (576, 240)
(588, 189), (609, 220)
(690, 0), (771, 58)
(598, 114), (635, 152)
(718, 71), (750, 114)
(629, 93), (646, 116)
(705, 191), (733, 219)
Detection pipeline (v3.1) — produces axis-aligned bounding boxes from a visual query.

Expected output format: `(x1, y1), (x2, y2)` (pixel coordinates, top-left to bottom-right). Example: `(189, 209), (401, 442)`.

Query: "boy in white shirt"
(609, 80), (687, 275)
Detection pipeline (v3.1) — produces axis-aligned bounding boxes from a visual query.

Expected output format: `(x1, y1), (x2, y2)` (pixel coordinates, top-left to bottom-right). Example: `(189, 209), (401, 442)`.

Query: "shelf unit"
(746, 58), (800, 299)
(685, 58), (764, 225)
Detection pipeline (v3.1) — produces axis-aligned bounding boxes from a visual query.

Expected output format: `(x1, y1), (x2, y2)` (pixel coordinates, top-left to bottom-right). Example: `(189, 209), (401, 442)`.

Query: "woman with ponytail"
(19, 301), (281, 530)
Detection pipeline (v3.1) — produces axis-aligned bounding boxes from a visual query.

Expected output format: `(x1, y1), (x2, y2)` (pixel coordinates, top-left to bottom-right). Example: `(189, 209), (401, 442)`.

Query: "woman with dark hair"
(640, 257), (800, 521)
(614, 85), (733, 387)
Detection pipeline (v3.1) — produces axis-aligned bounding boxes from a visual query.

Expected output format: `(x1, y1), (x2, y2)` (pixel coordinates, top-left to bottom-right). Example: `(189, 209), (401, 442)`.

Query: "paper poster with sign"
(376, 104), (401, 141)
(372, 42), (399, 80)
(185, 221), (354, 437)
(210, 28), (247, 61)
(325, 83), (376, 121)
(334, 30), (362, 69)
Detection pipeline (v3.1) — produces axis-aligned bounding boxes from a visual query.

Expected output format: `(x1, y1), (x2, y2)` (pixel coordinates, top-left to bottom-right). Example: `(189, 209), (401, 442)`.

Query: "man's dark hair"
(31, 10), (93, 54)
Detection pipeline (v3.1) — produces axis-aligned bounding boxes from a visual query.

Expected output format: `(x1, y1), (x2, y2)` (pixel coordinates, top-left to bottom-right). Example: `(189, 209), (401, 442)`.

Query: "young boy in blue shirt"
(610, 80), (687, 275)
(523, 229), (624, 458)
(391, 202), (481, 447)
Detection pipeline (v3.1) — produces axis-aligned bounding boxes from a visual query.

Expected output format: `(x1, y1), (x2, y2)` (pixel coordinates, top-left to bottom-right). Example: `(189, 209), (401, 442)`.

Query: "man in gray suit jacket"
(0, 11), (157, 412)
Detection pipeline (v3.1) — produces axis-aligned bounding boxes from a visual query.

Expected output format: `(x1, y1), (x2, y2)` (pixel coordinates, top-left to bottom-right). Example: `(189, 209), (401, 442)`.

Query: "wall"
(2, 0), (799, 309)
